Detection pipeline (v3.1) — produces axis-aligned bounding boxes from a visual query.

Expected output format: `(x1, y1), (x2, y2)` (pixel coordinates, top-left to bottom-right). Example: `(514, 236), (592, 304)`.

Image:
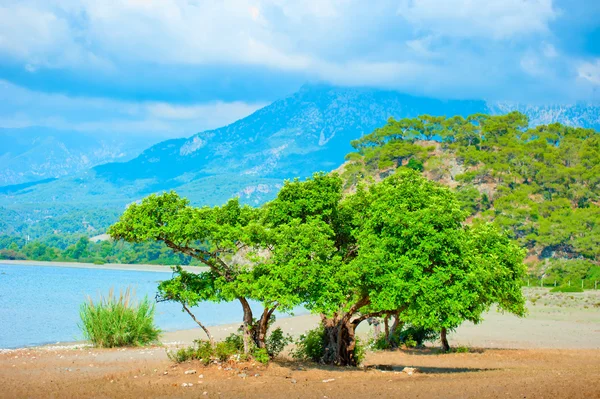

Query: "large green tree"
(267, 170), (526, 365)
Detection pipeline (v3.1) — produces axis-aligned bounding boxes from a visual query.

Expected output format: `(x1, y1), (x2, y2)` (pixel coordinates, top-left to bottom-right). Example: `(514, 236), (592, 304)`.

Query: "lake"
(0, 263), (267, 349)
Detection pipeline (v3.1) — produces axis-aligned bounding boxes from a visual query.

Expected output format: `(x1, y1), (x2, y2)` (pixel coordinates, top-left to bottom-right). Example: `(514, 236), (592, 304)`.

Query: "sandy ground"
(1, 288), (599, 398)
(0, 259), (206, 273)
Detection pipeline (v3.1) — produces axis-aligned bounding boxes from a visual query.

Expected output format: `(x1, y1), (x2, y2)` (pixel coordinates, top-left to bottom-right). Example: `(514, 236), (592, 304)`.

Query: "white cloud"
(397, 0), (558, 39)
(0, 80), (266, 135)
(578, 60), (600, 85)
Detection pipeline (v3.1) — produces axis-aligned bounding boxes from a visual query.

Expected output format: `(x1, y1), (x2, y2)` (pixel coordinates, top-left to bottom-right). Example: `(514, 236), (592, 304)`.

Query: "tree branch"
(181, 303), (213, 343)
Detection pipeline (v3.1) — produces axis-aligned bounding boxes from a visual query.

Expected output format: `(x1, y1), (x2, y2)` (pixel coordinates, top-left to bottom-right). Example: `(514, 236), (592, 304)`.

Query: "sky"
(0, 0), (599, 138)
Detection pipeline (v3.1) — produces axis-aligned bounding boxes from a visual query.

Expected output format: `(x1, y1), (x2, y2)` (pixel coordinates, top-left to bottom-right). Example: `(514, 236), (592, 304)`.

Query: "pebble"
(254, 374), (260, 377)
(322, 378), (335, 383)
(203, 392), (208, 396)
(290, 378), (297, 384)
(198, 374), (204, 379)
(185, 369), (197, 375)
(163, 371), (168, 375)
(402, 367), (419, 375)
(182, 383), (193, 387)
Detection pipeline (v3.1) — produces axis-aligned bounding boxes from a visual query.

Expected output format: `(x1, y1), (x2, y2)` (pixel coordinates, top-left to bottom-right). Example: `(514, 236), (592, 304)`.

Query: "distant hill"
(1, 84), (599, 237)
(0, 127), (161, 186)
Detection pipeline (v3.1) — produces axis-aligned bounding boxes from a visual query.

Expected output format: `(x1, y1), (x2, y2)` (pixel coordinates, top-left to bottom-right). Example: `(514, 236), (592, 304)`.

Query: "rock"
(185, 369), (197, 375)
(290, 378), (297, 384)
(181, 382), (193, 387)
(163, 371), (168, 375)
(322, 378), (335, 383)
(402, 367), (419, 375)
(254, 374), (260, 377)
(198, 374), (204, 379)
(238, 373), (247, 378)
(203, 392), (208, 396)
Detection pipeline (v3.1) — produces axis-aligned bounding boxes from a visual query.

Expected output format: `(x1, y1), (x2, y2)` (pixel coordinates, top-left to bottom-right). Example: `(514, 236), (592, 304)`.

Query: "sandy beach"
(0, 259), (207, 273)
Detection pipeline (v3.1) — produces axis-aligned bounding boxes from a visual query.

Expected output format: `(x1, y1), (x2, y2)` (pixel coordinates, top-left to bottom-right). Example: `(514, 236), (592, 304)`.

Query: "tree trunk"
(238, 297), (254, 354)
(440, 327), (450, 352)
(254, 305), (277, 349)
(321, 314), (358, 366)
(389, 311), (402, 348)
(384, 314), (390, 343)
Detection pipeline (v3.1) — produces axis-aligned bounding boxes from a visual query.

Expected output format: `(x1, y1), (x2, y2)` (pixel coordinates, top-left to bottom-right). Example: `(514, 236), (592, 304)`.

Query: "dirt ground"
(1, 346), (599, 399)
(1, 288), (599, 398)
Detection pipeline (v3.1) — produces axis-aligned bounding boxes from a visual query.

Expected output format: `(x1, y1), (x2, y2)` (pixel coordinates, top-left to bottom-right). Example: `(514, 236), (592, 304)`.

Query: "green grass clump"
(79, 287), (161, 347)
(550, 286), (584, 293)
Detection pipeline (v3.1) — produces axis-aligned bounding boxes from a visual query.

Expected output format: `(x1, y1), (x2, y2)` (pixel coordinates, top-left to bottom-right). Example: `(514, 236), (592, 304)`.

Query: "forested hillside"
(342, 111), (600, 285)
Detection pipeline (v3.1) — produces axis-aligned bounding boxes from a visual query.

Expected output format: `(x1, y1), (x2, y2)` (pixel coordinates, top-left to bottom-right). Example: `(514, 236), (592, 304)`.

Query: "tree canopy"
(344, 112), (600, 267)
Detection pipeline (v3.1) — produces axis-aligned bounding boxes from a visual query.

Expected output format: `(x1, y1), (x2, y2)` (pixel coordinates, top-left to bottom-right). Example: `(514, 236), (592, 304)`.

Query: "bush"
(292, 326), (365, 364)
(252, 347), (270, 365)
(398, 325), (439, 346)
(369, 324), (439, 351)
(167, 329), (286, 365)
(79, 288), (161, 348)
(266, 327), (292, 358)
(291, 326), (326, 362)
(167, 340), (214, 364)
(406, 158), (424, 172)
(550, 286), (584, 293)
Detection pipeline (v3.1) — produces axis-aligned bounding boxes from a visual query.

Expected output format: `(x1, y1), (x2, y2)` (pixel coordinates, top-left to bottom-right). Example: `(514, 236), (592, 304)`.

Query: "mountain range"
(0, 127), (162, 186)
(1, 84), (599, 237)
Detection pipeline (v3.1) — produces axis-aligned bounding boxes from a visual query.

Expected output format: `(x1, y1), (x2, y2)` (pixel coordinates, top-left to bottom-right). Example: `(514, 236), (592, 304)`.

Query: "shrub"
(406, 158), (424, 172)
(167, 340), (214, 364)
(452, 346), (470, 353)
(266, 327), (293, 358)
(291, 326), (326, 362)
(292, 326), (365, 365)
(252, 347), (270, 365)
(550, 286), (584, 293)
(398, 325), (439, 346)
(79, 287), (161, 348)
(215, 340), (240, 361)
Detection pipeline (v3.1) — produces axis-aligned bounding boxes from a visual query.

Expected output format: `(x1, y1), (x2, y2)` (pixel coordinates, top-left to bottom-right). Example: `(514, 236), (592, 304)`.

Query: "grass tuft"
(79, 287), (161, 348)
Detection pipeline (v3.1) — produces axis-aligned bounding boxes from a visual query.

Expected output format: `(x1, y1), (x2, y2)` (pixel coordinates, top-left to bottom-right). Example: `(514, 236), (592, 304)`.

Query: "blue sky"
(0, 0), (599, 138)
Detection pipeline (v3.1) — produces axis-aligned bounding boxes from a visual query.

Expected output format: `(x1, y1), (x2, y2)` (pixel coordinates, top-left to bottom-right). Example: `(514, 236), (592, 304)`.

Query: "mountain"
(487, 102), (600, 131)
(0, 127), (162, 186)
(1, 84), (599, 237)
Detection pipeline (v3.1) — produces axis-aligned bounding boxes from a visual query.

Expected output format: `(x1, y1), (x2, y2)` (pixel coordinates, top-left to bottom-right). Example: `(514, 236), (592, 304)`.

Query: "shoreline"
(0, 259), (207, 273)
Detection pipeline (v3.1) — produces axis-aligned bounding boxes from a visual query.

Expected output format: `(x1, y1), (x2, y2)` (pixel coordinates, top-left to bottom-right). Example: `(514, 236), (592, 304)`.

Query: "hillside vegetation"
(342, 111), (600, 283)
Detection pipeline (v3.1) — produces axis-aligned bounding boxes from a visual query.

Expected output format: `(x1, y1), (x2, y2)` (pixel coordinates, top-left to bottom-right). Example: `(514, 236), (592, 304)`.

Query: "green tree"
(108, 192), (300, 354)
(267, 170), (526, 364)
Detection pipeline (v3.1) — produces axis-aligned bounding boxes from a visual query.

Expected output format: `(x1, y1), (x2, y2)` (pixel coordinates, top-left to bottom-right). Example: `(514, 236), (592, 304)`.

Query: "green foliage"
(0, 233), (201, 265)
(398, 325), (439, 346)
(166, 337), (272, 365)
(251, 348), (270, 365)
(344, 112), (600, 263)
(79, 288), (160, 348)
(550, 286), (584, 293)
(542, 259), (599, 288)
(451, 346), (470, 353)
(266, 327), (293, 358)
(406, 158), (424, 172)
(167, 340), (215, 364)
(291, 326), (326, 362)
(370, 324), (438, 350)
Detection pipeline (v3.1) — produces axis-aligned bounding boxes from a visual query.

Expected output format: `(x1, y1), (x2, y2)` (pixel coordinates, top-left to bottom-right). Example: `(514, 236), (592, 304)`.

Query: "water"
(0, 263), (269, 349)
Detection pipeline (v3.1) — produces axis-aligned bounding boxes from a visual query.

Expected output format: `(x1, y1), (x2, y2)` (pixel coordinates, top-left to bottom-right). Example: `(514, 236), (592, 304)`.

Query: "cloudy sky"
(0, 0), (599, 137)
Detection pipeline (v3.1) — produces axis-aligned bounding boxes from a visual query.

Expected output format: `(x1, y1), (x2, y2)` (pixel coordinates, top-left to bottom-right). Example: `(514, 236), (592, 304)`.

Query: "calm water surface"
(0, 263), (266, 348)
